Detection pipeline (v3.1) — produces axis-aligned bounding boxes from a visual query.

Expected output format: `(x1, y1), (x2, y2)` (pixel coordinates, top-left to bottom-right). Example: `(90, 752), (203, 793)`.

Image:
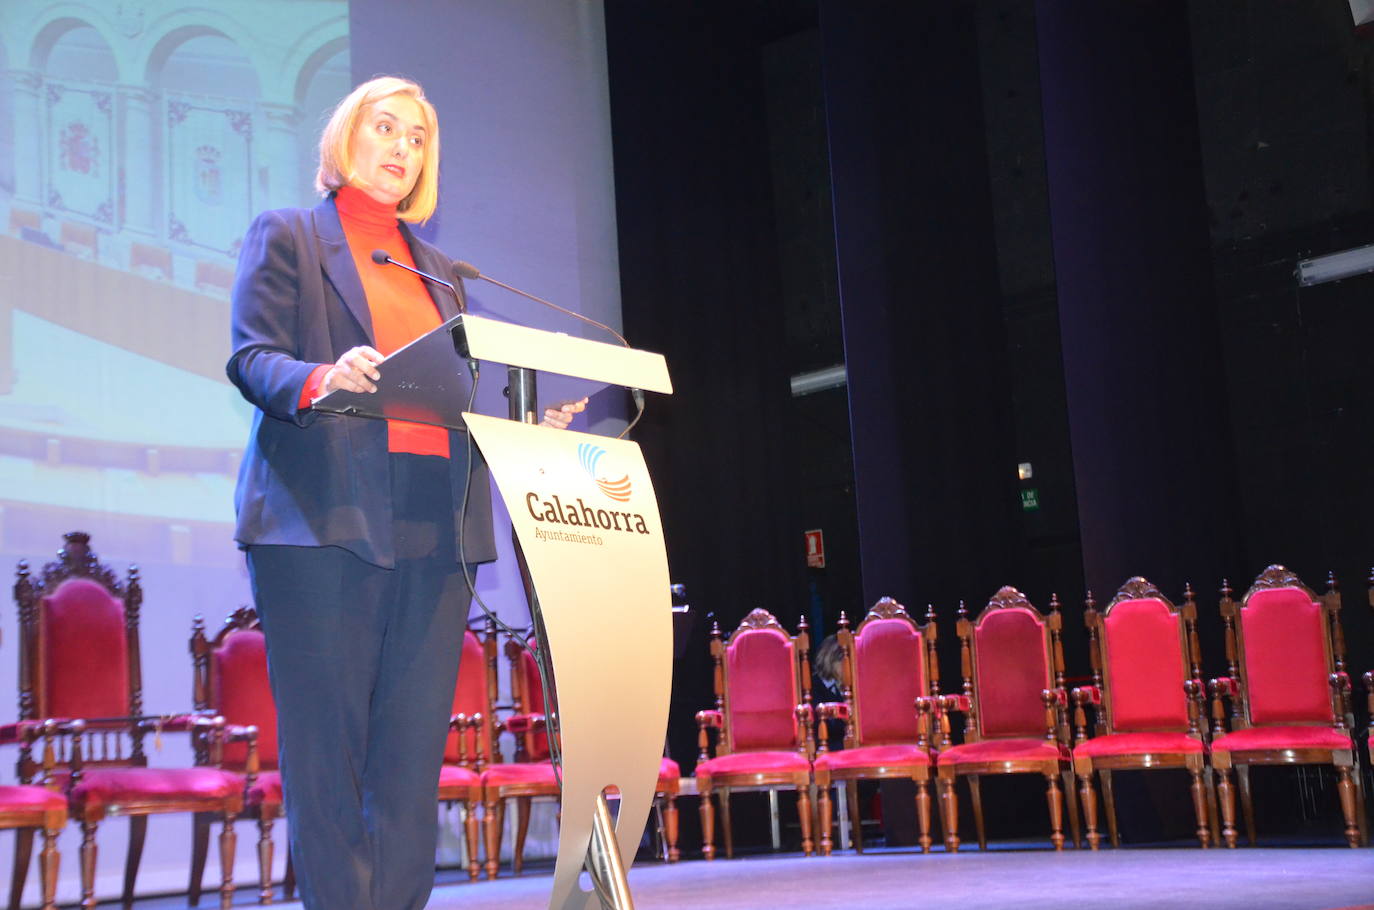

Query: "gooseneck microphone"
(370, 249), (465, 313)
(450, 259), (628, 348)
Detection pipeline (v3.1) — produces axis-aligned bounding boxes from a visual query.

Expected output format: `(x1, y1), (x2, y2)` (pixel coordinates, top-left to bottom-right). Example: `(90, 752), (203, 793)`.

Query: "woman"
(227, 76), (582, 910)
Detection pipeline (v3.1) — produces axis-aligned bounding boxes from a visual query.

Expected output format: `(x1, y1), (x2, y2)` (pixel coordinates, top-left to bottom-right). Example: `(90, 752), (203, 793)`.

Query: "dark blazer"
(227, 195), (496, 568)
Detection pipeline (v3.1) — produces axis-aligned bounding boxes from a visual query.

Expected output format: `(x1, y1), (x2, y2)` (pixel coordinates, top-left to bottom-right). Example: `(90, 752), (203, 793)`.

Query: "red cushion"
(695, 750), (810, 784)
(1103, 598), (1189, 731)
(813, 743), (931, 773)
(727, 628), (799, 751)
(853, 619), (925, 745)
(42, 579), (129, 719)
(246, 771), (282, 808)
(480, 762), (559, 789)
(71, 767), (242, 810)
(446, 632), (492, 763)
(938, 738), (1066, 766)
(974, 608), (1049, 738)
(212, 628), (278, 769)
(1241, 589), (1333, 726)
(1074, 731), (1203, 758)
(658, 756), (681, 792)
(1212, 725), (1352, 754)
(0, 785), (67, 813)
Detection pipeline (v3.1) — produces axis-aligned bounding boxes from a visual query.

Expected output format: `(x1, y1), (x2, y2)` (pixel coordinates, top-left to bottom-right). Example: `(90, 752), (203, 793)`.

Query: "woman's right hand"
(321, 345), (385, 394)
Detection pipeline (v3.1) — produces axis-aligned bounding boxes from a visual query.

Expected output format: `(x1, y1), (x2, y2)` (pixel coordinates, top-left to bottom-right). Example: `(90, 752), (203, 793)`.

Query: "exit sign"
(1020, 488), (1040, 512)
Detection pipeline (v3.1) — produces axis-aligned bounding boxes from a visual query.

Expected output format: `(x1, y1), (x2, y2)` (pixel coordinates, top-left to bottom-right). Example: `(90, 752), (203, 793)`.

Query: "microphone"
(370, 249), (465, 313)
(450, 259), (628, 347)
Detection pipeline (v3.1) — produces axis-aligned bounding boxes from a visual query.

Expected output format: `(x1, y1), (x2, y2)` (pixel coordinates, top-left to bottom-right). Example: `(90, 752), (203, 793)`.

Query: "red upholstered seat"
(695, 750), (810, 782)
(70, 767), (243, 811)
(940, 737), (1067, 765)
(1073, 731), (1204, 758)
(1212, 725), (1353, 754)
(0, 785), (67, 813)
(658, 757), (681, 792)
(814, 743), (931, 773)
(245, 771), (282, 808)
(479, 761), (559, 788)
(438, 765), (480, 789)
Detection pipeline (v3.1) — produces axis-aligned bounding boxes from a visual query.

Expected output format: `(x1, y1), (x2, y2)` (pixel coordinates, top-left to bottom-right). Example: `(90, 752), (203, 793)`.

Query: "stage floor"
(128, 844), (1374, 909)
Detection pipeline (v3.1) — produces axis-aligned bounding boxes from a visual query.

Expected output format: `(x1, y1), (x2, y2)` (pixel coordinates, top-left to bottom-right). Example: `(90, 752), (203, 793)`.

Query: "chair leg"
(1205, 765), (1222, 846)
(513, 797), (532, 875)
(483, 796), (503, 879)
(699, 790), (716, 860)
(1237, 765), (1257, 846)
(817, 781), (833, 856)
(219, 813), (238, 910)
(9, 827), (33, 910)
(915, 778), (933, 853)
(257, 813), (276, 903)
(122, 815), (147, 910)
(188, 811), (212, 906)
(464, 801), (481, 880)
(796, 786), (814, 856)
(1215, 766), (1238, 848)
(938, 775), (960, 853)
(80, 821), (98, 910)
(1189, 767), (1211, 848)
(846, 780), (864, 853)
(38, 826), (59, 910)
(1337, 766), (1361, 848)
(1100, 769), (1120, 848)
(1045, 772), (1066, 850)
(1062, 769), (1082, 848)
(968, 774), (987, 850)
(719, 788), (734, 859)
(1078, 771), (1101, 850)
(663, 794), (680, 862)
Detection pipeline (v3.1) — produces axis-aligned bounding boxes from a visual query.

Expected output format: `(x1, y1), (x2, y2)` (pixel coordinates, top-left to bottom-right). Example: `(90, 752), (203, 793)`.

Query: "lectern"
(315, 313), (673, 910)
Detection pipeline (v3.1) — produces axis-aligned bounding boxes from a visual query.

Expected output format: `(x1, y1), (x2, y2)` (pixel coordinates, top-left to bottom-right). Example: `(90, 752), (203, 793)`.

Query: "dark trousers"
(247, 454), (472, 910)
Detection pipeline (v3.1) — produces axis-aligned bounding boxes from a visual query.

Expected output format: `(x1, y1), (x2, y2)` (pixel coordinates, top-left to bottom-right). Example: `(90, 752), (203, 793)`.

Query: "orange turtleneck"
(299, 186), (449, 458)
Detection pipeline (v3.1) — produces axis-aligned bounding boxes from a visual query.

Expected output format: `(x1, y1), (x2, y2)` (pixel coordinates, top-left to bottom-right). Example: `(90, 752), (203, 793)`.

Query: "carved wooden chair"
(1071, 578), (1212, 849)
(489, 635), (683, 874)
(812, 597), (938, 853)
(1209, 566), (1365, 847)
(935, 587), (1078, 851)
(11, 532), (245, 910)
(1, 624), (66, 910)
(694, 608), (816, 859)
(441, 618), (499, 881)
(188, 607), (280, 905)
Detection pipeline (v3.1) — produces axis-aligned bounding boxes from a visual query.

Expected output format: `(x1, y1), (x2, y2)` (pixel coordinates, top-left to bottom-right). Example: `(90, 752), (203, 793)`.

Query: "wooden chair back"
(1221, 565), (1346, 729)
(191, 607), (276, 771)
(835, 597), (937, 748)
(958, 586), (1065, 744)
(709, 608), (812, 757)
(448, 618), (499, 770)
(1088, 577), (1203, 736)
(505, 633), (551, 761)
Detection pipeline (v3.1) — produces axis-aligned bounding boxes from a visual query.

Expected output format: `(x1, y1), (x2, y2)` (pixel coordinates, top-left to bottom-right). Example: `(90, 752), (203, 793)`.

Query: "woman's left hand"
(540, 397), (588, 429)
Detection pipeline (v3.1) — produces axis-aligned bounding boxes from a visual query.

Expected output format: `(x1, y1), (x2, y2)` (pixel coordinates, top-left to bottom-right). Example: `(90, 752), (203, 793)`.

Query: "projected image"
(0, 0), (349, 566)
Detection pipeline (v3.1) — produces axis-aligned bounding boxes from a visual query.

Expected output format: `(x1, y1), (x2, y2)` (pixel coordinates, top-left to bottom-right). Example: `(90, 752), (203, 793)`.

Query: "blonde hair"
(315, 76), (440, 223)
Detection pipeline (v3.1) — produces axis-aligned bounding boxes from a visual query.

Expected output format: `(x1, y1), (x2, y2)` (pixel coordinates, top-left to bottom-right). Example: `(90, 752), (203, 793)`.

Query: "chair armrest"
(817, 702), (850, 722)
(935, 694), (971, 714)
(695, 710), (723, 729)
(1329, 671), (1351, 693)
(795, 704), (815, 724)
(696, 709), (723, 762)
(1071, 685), (1101, 705)
(1208, 677), (1238, 698)
(502, 712), (544, 736)
(1071, 687), (1101, 745)
(1043, 688), (1068, 707)
(1208, 677), (1239, 736)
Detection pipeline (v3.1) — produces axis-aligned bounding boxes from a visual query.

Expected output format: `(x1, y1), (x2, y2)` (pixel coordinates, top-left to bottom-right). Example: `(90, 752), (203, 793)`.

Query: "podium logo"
(578, 443), (632, 502)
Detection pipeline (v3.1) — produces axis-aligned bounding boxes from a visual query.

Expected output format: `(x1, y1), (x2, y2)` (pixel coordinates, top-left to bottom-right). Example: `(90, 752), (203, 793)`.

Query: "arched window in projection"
(295, 39), (350, 206)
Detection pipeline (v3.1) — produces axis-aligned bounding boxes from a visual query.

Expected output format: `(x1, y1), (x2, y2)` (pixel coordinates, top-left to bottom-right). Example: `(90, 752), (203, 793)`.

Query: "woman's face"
(348, 93), (427, 206)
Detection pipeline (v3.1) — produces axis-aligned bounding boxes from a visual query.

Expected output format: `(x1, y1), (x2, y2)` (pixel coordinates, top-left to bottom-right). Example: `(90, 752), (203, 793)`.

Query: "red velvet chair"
(188, 608), (280, 904)
(11, 532), (244, 910)
(487, 635), (683, 874)
(2, 630), (66, 910)
(935, 587), (1078, 852)
(441, 618), (499, 881)
(694, 608), (816, 859)
(1209, 566), (1365, 847)
(812, 598), (939, 853)
(1071, 578), (1212, 849)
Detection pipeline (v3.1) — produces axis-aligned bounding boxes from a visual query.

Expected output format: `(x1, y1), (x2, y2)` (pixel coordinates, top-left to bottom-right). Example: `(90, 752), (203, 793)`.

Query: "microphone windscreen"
(370, 249), (390, 264)
(452, 260), (481, 280)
